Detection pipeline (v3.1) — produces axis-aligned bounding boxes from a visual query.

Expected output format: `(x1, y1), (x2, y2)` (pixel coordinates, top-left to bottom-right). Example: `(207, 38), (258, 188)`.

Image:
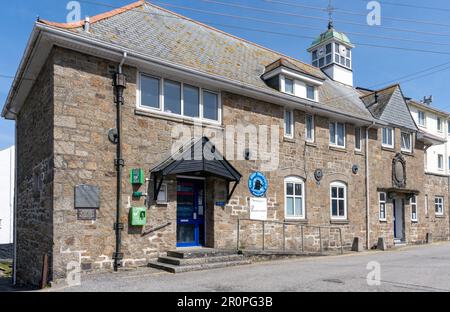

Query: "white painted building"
(408, 101), (450, 176)
(0, 146), (14, 245)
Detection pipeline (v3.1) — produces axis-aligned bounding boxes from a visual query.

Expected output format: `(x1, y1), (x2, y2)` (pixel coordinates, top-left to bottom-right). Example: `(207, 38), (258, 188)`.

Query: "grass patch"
(0, 262), (12, 278)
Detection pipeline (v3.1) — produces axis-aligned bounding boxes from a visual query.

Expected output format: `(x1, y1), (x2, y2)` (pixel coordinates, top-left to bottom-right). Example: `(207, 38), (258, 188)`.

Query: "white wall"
(0, 146), (14, 245)
(409, 106), (449, 175)
(323, 65), (353, 87)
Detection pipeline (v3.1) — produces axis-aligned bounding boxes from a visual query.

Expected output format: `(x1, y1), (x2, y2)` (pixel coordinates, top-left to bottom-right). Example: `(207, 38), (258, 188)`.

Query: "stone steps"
(167, 249), (237, 259)
(157, 254), (245, 266)
(148, 249), (251, 273)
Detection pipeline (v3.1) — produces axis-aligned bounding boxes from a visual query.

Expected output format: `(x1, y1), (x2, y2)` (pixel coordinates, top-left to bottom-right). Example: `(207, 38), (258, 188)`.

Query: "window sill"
(284, 219), (308, 224)
(283, 137), (296, 143)
(330, 219), (349, 225)
(329, 145), (347, 153)
(379, 219), (387, 223)
(435, 214), (445, 218)
(411, 220), (418, 224)
(354, 150), (364, 156)
(381, 146), (395, 152)
(401, 150), (414, 156)
(135, 107), (223, 130)
(306, 141), (317, 148)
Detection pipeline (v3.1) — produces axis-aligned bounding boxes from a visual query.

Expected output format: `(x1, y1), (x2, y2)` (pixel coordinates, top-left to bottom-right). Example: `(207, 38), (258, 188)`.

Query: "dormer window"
(285, 77), (294, 94)
(262, 58), (324, 102)
(307, 85), (316, 100)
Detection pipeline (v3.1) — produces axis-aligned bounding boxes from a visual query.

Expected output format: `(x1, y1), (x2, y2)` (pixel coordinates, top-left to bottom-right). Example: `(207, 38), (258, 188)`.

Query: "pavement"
(41, 241), (450, 292)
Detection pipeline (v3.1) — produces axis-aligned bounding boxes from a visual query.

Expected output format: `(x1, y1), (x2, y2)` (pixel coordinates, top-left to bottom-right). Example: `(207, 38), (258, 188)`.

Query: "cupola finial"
(327, 0), (335, 29)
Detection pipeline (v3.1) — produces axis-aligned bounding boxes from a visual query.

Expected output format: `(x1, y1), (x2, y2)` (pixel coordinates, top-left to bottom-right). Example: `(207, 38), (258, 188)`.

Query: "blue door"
(176, 179), (205, 247)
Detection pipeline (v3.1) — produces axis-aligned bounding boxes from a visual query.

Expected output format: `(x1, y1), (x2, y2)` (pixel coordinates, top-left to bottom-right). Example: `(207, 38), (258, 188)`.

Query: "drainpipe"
(113, 52), (127, 272)
(365, 122), (376, 250)
(13, 119), (18, 285)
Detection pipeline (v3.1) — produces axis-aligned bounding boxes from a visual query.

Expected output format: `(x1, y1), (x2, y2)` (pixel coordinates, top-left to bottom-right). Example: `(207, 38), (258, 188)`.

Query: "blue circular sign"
(248, 172), (268, 197)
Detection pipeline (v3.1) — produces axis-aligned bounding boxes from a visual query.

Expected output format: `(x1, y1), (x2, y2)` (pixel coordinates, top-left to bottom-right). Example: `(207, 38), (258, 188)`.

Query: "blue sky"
(1, 0), (450, 149)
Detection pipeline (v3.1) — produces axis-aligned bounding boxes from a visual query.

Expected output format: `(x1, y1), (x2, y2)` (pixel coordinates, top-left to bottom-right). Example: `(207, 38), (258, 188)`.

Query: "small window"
(285, 177), (305, 219)
(418, 111), (426, 127)
(401, 132), (412, 152)
(203, 90), (219, 121)
(157, 184), (168, 204)
(284, 110), (294, 138)
(425, 195), (429, 217)
(306, 114), (314, 142)
(164, 80), (181, 115)
(447, 120), (450, 136)
(437, 117), (442, 132)
(410, 195), (418, 222)
(330, 182), (347, 220)
(438, 154), (444, 170)
(330, 122), (345, 148)
(355, 127), (362, 151)
(379, 192), (387, 221)
(306, 85), (316, 100)
(140, 75), (160, 109)
(312, 50), (318, 61)
(435, 197), (444, 216)
(285, 77), (294, 94)
(382, 127), (394, 148)
(183, 84), (199, 118)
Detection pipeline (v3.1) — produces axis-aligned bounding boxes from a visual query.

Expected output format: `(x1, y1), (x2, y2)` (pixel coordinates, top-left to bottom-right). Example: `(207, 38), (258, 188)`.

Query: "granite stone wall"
(14, 46), (450, 285)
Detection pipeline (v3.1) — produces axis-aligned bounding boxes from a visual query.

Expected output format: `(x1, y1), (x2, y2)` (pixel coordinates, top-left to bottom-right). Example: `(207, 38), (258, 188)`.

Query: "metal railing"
(236, 218), (344, 255)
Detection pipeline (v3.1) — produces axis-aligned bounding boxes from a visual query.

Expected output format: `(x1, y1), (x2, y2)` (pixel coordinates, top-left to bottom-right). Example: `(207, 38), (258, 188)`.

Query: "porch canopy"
(150, 137), (242, 201)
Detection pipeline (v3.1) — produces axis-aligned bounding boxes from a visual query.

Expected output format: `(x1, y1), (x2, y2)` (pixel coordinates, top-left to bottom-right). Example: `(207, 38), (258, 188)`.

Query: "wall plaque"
(392, 153), (406, 188)
(75, 185), (100, 209)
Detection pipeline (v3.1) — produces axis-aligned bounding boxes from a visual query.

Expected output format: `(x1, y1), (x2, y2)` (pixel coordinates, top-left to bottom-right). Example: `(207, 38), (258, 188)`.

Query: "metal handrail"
(236, 218), (344, 255)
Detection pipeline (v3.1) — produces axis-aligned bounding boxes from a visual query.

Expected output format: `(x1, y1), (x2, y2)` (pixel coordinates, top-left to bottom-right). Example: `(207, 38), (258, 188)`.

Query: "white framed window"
(330, 181), (347, 220)
(410, 195), (418, 222)
(425, 195), (429, 217)
(306, 114), (315, 142)
(284, 77), (294, 94)
(437, 117), (442, 132)
(284, 109), (294, 139)
(157, 184), (168, 204)
(435, 197), (444, 216)
(379, 192), (387, 221)
(355, 127), (362, 151)
(137, 73), (221, 123)
(438, 154), (444, 170)
(382, 127), (394, 148)
(330, 122), (346, 148)
(447, 120), (450, 136)
(140, 74), (161, 109)
(401, 132), (412, 152)
(418, 111), (426, 127)
(306, 85), (316, 100)
(285, 177), (305, 219)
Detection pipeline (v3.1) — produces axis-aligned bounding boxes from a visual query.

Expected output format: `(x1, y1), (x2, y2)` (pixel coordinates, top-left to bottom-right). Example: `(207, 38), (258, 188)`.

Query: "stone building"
(1, 1), (449, 287)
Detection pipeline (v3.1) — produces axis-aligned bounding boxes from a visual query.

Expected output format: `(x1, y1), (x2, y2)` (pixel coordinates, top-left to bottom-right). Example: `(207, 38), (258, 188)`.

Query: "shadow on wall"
(0, 244), (13, 260)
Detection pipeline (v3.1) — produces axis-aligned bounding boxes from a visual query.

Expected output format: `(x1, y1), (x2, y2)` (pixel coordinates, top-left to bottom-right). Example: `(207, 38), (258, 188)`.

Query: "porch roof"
(150, 137), (242, 182)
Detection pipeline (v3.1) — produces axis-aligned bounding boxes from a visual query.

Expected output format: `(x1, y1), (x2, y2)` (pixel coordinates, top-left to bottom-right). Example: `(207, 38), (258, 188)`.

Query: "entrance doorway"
(393, 198), (405, 242)
(176, 179), (205, 247)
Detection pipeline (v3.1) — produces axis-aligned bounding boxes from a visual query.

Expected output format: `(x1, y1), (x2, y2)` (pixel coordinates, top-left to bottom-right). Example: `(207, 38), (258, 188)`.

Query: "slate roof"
(407, 99), (450, 118)
(361, 85), (418, 131)
(39, 0), (374, 122)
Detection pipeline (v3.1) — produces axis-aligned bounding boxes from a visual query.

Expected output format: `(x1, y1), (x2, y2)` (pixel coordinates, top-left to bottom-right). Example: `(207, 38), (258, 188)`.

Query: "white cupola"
(307, 22), (355, 86)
